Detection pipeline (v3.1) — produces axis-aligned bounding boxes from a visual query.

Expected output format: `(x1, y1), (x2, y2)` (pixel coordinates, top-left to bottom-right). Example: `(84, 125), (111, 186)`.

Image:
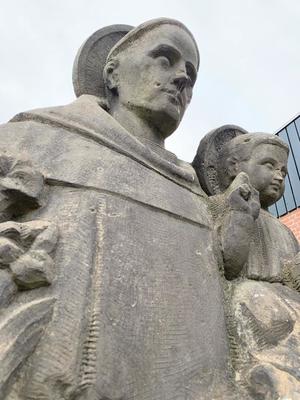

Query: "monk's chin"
(144, 107), (184, 138)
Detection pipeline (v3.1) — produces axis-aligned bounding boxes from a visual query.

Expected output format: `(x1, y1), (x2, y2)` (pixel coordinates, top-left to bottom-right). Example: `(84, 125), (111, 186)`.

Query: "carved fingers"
(282, 253), (300, 292)
(292, 251), (300, 266)
(227, 172), (260, 220)
(0, 220), (58, 305)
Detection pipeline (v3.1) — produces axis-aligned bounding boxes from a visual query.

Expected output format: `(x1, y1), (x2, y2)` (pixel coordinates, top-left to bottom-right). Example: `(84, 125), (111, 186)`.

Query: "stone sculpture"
(0, 19), (239, 400)
(193, 126), (300, 399)
(0, 151), (58, 398)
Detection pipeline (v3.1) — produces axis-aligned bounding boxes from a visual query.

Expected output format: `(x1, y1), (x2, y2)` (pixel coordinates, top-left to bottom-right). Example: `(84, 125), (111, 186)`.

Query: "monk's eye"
(157, 55), (171, 68)
(149, 46), (178, 68)
(281, 168), (287, 178)
(186, 63), (197, 87)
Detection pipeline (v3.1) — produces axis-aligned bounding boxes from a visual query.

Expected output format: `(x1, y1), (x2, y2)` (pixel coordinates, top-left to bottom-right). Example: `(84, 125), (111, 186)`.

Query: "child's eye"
(263, 162), (274, 169)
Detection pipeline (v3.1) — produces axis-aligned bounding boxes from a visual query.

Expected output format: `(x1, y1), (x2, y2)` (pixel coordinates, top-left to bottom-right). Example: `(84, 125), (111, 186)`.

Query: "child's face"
(238, 143), (288, 209)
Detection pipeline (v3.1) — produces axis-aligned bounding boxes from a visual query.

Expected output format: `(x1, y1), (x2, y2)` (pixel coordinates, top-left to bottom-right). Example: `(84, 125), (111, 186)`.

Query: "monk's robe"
(0, 95), (231, 400)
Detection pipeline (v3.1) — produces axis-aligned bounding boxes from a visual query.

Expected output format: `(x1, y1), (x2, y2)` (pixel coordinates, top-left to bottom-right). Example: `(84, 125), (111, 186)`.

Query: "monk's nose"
(173, 71), (189, 92)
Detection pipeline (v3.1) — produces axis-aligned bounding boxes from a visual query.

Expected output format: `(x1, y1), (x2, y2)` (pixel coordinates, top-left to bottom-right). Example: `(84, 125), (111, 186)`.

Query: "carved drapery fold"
(0, 151), (58, 398)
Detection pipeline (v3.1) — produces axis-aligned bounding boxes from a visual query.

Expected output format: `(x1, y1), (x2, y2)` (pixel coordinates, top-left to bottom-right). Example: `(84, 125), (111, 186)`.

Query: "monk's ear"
(226, 156), (239, 180)
(103, 59), (119, 91)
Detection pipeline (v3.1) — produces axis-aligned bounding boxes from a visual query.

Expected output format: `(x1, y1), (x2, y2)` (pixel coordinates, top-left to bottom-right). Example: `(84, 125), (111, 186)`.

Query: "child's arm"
(212, 173), (260, 280)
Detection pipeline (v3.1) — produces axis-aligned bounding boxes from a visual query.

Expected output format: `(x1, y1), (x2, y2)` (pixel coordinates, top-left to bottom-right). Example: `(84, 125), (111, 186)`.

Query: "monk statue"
(193, 126), (300, 399)
(0, 19), (239, 400)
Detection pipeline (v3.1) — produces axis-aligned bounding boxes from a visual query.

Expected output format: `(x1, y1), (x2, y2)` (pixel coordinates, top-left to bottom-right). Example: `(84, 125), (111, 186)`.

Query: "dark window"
(270, 115), (300, 217)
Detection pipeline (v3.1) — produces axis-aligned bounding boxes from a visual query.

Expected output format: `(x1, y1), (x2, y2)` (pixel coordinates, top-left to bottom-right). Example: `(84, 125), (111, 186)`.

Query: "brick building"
(269, 114), (300, 242)
(280, 210), (300, 242)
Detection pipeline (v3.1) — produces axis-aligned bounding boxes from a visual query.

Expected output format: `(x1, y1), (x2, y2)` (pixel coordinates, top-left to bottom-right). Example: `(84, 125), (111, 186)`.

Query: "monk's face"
(239, 144), (288, 208)
(113, 24), (198, 137)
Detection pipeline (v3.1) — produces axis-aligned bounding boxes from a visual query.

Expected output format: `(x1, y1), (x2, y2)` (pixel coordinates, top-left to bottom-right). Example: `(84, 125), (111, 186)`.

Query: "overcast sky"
(1, 0), (299, 161)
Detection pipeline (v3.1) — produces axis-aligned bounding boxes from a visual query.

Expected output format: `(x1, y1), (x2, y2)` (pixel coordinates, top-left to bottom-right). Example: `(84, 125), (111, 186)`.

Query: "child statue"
(193, 126), (300, 400)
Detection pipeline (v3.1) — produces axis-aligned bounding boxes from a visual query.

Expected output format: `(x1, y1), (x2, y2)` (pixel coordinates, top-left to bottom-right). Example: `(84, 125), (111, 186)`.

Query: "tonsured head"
(219, 133), (289, 208)
(103, 18), (200, 138)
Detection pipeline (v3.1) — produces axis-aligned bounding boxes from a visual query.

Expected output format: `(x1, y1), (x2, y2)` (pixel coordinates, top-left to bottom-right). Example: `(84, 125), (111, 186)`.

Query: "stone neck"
(109, 103), (165, 147)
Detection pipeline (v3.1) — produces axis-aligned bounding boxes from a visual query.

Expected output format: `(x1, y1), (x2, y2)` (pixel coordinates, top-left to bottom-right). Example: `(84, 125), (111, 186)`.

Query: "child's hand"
(226, 172), (260, 220)
(282, 252), (300, 290)
(292, 252), (300, 266)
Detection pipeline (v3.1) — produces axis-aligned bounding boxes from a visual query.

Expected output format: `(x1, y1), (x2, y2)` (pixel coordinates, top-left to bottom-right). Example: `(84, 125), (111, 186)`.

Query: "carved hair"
(106, 17), (200, 69)
(218, 133), (289, 190)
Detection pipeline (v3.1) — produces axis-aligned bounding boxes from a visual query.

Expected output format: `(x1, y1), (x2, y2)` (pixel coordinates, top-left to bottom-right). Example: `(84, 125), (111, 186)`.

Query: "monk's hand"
(226, 172), (260, 220)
